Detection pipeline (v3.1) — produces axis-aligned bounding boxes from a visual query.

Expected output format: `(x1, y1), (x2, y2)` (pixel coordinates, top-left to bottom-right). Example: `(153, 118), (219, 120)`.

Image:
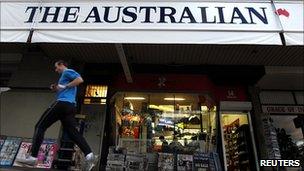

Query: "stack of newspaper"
(106, 148), (125, 171)
(146, 152), (158, 170)
(158, 153), (174, 171)
(125, 153), (147, 171)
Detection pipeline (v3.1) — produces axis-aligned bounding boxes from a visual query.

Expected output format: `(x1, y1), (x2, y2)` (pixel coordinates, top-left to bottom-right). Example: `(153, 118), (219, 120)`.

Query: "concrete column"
(248, 86), (271, 171)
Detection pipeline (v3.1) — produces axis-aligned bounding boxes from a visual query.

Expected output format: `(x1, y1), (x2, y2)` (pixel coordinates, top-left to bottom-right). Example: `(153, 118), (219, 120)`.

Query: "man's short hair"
(55, 60), (68, 67)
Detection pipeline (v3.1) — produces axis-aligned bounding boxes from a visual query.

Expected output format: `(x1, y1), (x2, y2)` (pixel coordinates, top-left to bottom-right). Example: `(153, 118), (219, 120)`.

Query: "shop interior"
(110, 92), (217, 154)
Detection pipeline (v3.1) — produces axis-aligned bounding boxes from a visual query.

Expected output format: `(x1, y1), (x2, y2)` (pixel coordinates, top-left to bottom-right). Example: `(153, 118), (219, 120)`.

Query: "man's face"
(55, 63), (65, 73)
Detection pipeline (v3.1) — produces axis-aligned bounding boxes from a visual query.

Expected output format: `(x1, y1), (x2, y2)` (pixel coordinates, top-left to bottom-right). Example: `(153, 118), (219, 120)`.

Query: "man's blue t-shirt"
(57, 69), (81, 104)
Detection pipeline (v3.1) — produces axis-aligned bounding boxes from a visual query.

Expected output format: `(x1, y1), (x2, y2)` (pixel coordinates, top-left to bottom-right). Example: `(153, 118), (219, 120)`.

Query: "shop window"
(85, 85), (108, 98)
(111, 92), (217, 155)
(84, 85), (107, 104)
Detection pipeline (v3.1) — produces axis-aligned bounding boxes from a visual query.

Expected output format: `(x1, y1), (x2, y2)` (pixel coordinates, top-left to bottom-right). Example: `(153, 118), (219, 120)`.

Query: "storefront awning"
(274, 1), (304, 46)
(0, 0), (302, 45)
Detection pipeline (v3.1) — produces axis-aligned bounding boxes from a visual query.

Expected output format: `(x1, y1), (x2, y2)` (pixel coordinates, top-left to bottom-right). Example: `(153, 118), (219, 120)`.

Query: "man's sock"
(85, 152), (94, 160)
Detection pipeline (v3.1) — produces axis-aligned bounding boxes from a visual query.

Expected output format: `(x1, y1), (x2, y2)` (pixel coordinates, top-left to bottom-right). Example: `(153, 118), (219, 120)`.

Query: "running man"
(18, 60), (97, 171)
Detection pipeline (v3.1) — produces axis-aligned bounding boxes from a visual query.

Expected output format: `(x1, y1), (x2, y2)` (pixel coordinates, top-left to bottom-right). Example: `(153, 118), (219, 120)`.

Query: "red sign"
(112, 74), (215, 92)
(112, 74), (247, 102)
(214, 86), (247, 102)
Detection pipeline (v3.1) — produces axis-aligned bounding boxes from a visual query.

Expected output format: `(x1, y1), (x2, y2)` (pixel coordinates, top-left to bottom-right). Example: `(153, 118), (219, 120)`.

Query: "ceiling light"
(201, 106), (208, 111)
(124, 97), (145, 100)
(164, 97), (185, 101)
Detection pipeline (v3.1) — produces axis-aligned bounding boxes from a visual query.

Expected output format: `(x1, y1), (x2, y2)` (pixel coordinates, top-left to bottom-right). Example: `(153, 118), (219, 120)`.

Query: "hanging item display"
(120, 101), (143, 138)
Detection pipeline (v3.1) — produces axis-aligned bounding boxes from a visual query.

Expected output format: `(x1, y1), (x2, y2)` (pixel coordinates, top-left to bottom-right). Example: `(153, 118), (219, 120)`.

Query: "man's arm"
(55, 77), (84, 91)
(66, 77), (84, 88)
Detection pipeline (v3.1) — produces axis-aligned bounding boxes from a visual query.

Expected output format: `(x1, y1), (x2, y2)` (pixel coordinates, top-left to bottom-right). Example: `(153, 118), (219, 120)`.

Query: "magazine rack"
(106, 138), (222, 171)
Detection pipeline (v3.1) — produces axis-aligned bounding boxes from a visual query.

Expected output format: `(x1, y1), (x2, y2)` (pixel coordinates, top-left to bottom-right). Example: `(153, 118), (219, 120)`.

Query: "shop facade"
(100, 73), (259, 170)
(0, 0), (303, 170)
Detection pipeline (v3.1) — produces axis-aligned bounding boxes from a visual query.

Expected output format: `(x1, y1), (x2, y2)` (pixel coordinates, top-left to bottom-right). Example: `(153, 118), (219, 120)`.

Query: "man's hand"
(50, 84), (66, 91)
(50, 83), (57, 91)
(57, 84), (66, 90)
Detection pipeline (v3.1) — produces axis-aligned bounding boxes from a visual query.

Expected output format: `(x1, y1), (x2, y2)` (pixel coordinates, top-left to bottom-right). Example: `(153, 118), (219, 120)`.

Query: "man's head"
(55, 60), (68, 73)
(159, 136), (165, 142)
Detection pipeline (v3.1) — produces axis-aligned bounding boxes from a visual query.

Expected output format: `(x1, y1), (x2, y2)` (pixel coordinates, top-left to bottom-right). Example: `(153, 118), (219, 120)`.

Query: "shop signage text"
(25, 6), (268, 25)
(262, 105), (304, 114)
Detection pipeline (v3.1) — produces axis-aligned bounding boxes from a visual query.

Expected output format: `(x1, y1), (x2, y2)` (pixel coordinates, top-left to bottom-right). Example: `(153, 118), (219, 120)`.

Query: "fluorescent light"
(124, 97), (145, 100)
(164, 97), (185, 101)
(149, 105), (174, 112)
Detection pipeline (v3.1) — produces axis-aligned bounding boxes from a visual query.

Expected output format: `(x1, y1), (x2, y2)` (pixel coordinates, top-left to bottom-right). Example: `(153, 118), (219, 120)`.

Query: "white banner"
(274, 1), (304, 45)
(0, 1), (284, 44)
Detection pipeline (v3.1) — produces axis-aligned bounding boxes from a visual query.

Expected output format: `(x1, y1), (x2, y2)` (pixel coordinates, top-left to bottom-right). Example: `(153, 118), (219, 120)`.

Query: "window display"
(84, 85), (108, 104)
(111, 92), (217, 155)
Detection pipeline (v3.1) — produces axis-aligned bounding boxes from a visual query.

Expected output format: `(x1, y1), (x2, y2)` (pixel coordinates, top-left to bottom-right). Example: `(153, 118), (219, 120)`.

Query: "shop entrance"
(220, 113), (253, 171)
(219, 102), (258, 171)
